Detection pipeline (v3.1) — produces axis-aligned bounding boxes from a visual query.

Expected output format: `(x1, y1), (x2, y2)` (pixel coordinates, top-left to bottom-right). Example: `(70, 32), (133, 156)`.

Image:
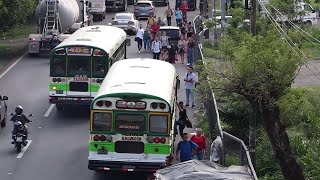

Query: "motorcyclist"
(49, 33), (61, 49)
(11, 106), (31, 145)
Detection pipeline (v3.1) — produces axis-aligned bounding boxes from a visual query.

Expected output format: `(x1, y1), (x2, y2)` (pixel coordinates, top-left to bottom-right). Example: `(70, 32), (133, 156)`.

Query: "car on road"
(159, 26), (180, 48)
(0, 95), (8, 128)
(111, 13), (139, 35)
(134, 1), (156, 19)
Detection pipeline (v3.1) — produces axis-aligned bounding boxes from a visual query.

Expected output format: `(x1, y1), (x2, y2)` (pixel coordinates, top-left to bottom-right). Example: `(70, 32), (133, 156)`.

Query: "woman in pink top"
(191, 128), (206, 160)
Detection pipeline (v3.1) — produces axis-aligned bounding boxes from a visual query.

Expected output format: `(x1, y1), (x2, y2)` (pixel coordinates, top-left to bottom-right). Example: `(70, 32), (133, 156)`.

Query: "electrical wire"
(257, 0), (320, 81)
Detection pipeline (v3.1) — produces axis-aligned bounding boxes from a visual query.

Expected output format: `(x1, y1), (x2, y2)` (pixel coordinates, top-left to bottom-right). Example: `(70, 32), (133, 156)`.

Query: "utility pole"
(208, 0), (213, 18)
(249, 0), (257, 170)
(220, 0), (226, 29)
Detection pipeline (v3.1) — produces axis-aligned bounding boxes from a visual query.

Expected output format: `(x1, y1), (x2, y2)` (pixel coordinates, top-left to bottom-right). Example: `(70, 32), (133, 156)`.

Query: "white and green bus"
(88, 58), (180, 172)
(49, 25), (130, 111)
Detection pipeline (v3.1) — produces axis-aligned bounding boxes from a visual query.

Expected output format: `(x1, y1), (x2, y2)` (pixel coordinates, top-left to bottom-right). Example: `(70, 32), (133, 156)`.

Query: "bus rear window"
(92, 112), (112, 131)
(51, 58), (66, 76)
(67, 56), (90, 76)
(149, 115), (168, 133)
(116, 114), (145, 132)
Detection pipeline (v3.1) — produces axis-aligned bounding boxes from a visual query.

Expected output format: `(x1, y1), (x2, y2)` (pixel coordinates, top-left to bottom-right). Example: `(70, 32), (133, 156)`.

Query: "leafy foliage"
(0, 0), (38, 32)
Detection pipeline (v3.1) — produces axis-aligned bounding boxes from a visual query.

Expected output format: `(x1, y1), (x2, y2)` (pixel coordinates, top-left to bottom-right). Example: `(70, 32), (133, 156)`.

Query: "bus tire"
(56, 105), (64, 111)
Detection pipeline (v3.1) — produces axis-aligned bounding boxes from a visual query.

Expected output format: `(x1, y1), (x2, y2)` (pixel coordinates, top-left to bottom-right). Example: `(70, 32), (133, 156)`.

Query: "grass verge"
(0, 24), (36, 40)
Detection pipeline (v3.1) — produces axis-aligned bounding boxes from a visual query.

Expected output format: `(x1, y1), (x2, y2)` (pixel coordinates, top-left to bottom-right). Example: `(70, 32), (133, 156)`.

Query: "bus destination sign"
(67, 47), (92, 56)
(116, 101), (146, 109)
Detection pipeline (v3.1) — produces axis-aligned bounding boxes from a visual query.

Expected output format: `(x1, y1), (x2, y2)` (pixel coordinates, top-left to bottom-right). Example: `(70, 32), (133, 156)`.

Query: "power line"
(257, 0), (320, 81)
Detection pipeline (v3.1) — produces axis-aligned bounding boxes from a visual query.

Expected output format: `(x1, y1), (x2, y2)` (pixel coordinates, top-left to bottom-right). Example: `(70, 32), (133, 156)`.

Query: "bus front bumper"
(49, 96), (93, 105)
(88, 160), (162, 172)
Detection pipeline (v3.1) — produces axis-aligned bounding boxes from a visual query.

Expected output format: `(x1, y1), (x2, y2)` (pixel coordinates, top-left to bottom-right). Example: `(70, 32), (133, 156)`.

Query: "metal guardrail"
(192, 15), (258, 180)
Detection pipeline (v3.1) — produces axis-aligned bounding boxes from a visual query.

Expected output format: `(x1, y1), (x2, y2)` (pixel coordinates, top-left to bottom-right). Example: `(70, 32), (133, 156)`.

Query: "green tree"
(201, 23), (305, 179)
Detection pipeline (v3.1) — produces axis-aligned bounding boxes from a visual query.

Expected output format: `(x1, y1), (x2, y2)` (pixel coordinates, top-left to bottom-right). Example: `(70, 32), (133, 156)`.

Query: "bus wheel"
(56, 105), (64, 111)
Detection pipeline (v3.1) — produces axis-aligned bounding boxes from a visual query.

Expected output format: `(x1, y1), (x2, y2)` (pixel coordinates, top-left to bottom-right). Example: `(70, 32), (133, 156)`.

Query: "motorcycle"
(9, 113), (33, 153)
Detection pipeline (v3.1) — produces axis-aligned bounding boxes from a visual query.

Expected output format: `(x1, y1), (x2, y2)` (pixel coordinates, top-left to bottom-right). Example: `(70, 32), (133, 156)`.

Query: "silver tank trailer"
(35, 0), (80, 33)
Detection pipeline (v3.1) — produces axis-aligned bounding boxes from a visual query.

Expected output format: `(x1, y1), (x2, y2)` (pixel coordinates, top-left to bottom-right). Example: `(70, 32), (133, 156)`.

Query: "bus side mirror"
(126, 38), (131, 46)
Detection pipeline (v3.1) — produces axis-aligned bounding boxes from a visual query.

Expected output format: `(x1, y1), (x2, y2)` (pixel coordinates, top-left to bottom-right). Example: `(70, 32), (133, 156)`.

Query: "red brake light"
(93, 49), (105, 56)
(159, 103), (166, 109)
(99, 135), (106, 141)
(93, 135), (100, 141)
(160, 137), (166, 144)
(105, 101), (112, 107)
(154, 137), (160, 143)
(52, 78), (57, 82)
(96, 101), (104, 107)
(151, 102), (158, 109)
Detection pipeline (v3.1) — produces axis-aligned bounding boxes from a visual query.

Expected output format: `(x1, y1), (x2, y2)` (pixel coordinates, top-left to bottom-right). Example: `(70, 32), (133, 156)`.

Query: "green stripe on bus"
(50, 83), (100, 92)
(89, 142), (171, 154)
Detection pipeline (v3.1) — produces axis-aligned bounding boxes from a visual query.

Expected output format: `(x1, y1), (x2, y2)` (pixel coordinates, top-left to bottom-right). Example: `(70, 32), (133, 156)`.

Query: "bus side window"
(110, 41), (126, 65)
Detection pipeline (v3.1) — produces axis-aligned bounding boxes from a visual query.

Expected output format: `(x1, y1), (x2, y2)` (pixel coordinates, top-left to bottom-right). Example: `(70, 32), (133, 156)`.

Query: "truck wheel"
(305, 21), (312, 26)
(56, 105), (64, 111)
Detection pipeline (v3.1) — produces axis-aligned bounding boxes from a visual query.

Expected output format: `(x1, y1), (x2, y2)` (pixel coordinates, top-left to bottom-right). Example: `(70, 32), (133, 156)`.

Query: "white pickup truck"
(259, 0), (318, 26)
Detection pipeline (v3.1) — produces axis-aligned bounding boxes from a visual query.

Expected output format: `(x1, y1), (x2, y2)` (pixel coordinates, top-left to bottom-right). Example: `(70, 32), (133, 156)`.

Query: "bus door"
(66, 47), (93, 97)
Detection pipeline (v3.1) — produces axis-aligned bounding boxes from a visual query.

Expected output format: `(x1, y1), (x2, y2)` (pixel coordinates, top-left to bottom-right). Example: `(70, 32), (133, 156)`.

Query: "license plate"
(56, 90), (63, 94)
(16, 137), (23, 142)
(97, 149), (108, 154)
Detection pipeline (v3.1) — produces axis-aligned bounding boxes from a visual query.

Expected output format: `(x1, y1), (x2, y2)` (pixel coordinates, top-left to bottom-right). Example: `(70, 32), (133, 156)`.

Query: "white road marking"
(38, 126), (42, 128)
(44, 104), (55, 117)
(16, 140), (32, 159)
(0, 53), (26, 79)
(8, 172), (12, 175)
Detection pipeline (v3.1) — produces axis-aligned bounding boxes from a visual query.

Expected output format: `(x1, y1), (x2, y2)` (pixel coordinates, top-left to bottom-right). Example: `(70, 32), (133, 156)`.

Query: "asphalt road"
(0, 2), (199, 180)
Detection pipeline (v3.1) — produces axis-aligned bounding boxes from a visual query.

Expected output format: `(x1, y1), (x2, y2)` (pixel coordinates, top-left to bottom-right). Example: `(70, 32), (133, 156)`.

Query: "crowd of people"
(135, 1), (196, 66)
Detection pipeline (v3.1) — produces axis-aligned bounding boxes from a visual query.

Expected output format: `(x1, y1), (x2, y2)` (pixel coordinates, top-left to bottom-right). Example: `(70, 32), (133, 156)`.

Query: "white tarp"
(155, 160), (254, 180)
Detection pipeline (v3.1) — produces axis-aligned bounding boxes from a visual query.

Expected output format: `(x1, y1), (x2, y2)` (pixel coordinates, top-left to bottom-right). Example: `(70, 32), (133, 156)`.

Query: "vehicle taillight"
(52, 78), (57, 82)
(93, 49), (105, 56)
(105, 101), (112, 107)
(160, 137), (166, 144)
(159, 103), (166, 109)
(151, 102), (158, 109)
(153, 137), (160, 143)
(96, 101), (104, 107)
(93, 135), (100, 141)
(99, 135), (106, 141)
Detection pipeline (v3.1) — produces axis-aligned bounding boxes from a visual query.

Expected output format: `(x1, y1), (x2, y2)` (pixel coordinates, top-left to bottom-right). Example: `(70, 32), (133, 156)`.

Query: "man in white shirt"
(151, 36), (161, 60)
(136, 24), (144, 52)
(184, 65), (196, 108)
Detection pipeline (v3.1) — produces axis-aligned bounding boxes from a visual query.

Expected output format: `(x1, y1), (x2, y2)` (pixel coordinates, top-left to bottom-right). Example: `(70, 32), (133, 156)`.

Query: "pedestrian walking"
(165, 5), (173, 26)
(180, 1), (188, 21)
(157, 17), (165, 26)
(135, 24), (144, 53)
(184, 65), (196, 108)
(176, 133), (198, 162)
(143, 29), (151, 51)
(174, 101), (188, 138)
(160, 31), (169, 51)
(147, 14), (156, 28)
(191, 128), (206, 160)
(178, 35), (186, 64)
(168, 44), (178, 64)
(151, 36), (161, 60)
(187, 35), (195, 65)
(175, 7), (183, 26)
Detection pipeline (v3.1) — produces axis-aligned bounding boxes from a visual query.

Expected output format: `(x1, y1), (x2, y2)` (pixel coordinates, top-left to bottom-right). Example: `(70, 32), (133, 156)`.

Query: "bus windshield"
(67, 56), (90, 77)
(116, 114), (145, 132)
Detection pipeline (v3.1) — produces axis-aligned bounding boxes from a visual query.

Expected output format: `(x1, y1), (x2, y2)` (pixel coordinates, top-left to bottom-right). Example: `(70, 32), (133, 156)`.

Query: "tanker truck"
(28, 0), (94, 56)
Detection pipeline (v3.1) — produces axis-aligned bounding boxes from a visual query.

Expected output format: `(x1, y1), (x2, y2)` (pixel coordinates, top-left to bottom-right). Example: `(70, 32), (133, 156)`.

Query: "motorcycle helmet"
(15, 106), (23, 115)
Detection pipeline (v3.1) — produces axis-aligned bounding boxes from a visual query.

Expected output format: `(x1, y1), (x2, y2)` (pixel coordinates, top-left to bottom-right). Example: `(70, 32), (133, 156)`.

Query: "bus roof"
(53, 25), (127, 55)
(94, 58), (177, 104)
